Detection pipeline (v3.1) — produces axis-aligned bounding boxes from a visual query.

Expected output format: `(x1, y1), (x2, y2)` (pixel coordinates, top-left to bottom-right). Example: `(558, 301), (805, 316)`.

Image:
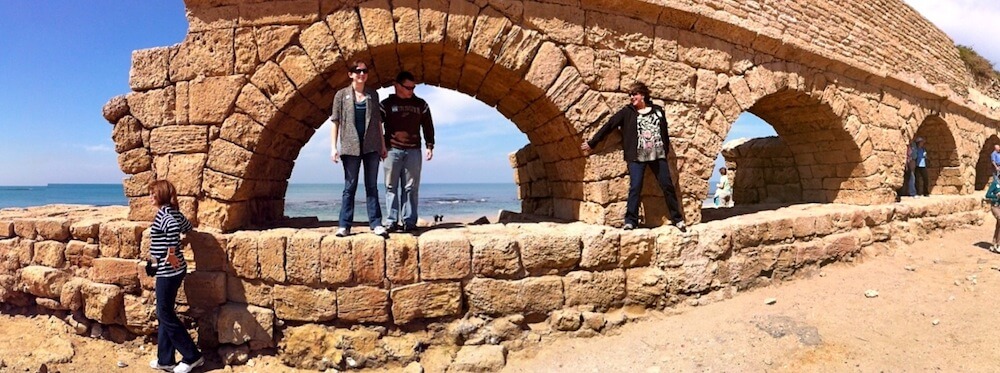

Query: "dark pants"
(340, 151), (383, 229)
(156, 273), (201, 366)
(626, 159), (683, 226)
(915, 167), (929, 196)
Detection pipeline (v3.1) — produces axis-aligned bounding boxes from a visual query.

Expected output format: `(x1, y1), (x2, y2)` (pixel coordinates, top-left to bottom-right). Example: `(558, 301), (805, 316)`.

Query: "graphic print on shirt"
(636, 110), (666, 162)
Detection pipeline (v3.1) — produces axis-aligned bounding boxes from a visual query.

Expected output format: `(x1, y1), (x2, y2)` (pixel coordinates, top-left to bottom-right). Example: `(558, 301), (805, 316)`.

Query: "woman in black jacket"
(581, 82), (685, 231)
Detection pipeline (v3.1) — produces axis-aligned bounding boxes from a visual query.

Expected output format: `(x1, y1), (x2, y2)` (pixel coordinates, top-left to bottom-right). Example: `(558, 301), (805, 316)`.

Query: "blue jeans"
(384, 148), (422, 227)
(626, 158), (683, 226)
(340, 152), (383, 229)
(156, 273), (201, 366)
(906, 168), (916, 196)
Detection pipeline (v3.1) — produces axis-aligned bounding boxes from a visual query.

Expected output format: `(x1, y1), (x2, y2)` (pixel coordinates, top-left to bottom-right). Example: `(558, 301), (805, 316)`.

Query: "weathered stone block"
(170, 29), (235, 82)
(451, 345), (507, 373)
(287, 230), (323, 285)
(469, 230), (523, 279)
(386, 234), (418, 285)
(181, 271), (227, 309)
(184, 231), (227, 272)
(227, 231), (259, 279)
(99, 221), (148, 259)
(580, 228), (619, 270)
(32, 240), (66, 268)
(272, 284), (337, 322)
(625, 267), (668, 307)
(130, 47), (170, 91)
(319, 235), (352, 286)
(13, 219), (36, 240)
(188, 75), (246, 124)
(517, 227), (580, 275)
(390, 281), (462, 325)
(124, 294), (157, 335)
(418, 230), (471, 280)
(465, 276), (564, 316)
(82, 281), (125, 325)
(34, 218), (70, 241)
(226, 275), (273, 308)
(60, 276), (87, 311)
(218, 303), (275, 348)
(563, 270), (626, 311)
(150, 125), (209, 154)
(102, 94), (130, 124)
(258, 229), (290, 283)
(89, 258), (140, 292)
(0, 220), (12, 239)
(619, 230), (654, 267)
(351, 235), (385, 286)
(18, 265), (70, 299)
(336, 285), (390, 323)
(69, 219), (101, 243)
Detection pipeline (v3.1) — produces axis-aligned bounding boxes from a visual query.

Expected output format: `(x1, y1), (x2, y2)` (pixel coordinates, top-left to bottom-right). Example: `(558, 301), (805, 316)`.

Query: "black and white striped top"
(150, 205), (193, 278)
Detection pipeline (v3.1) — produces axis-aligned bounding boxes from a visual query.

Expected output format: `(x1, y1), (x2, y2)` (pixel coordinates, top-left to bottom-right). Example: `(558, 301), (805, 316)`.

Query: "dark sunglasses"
(400, 84), (416, 91)
(351, 68), (369, 74)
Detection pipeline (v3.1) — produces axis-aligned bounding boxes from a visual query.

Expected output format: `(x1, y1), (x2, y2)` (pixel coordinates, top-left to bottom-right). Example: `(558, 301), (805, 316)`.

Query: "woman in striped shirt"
(147, 180), (204, 373)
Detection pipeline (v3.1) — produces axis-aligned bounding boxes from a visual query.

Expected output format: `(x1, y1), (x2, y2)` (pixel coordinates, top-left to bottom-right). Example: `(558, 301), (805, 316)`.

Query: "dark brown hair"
(628, 82), (652, 103)
(349, 60), (368, 72)
(148, 180), (179, 209)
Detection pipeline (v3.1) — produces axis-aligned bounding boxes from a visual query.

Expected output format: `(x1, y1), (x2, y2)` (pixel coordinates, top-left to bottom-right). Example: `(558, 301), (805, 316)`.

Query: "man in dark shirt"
(381, 71), (435, 232)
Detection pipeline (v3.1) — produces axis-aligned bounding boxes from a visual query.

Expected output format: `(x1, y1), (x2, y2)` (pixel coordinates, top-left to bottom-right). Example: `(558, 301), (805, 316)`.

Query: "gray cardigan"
(331, 86), (383, 156)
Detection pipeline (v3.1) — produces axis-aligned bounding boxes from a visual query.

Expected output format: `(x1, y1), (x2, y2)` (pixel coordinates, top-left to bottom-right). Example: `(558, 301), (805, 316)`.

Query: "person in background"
(330, 60), (388, 238)
(991, 144), (1000, 181)
(581, 82), (686, 231)
(903, 140), (916, 197)
(912, 137), (929, 197)
(381, 71), (435, 233)
(984, 174), (1000, 253)
(714, 167), (733, 208)
(146, 180), (204, 373)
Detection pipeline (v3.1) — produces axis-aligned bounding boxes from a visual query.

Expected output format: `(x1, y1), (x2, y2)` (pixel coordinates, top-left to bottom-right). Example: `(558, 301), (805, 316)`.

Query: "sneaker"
(385, 223), (400, 233)
(401, 224), (416, 233)
(173, 356), (204, 373)
(150, 359), (176, 371)
(372, 225), (389, 237)
(674, 221), (687, 232)
(335, 228), (350, 237)
(623, 223), (635, 230)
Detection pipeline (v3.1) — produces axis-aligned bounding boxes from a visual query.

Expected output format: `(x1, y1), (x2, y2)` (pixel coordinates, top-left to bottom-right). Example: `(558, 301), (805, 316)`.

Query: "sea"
(0, 183), (522, 223)
(0, 182), (721, 221)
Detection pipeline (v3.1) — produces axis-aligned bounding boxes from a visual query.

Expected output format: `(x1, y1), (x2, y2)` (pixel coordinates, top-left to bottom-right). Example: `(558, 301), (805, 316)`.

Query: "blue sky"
(0, 1), (996, 186)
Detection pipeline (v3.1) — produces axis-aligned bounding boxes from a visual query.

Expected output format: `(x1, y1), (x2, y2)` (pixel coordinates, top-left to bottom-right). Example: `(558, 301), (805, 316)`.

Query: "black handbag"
(144, 260), (157, 276)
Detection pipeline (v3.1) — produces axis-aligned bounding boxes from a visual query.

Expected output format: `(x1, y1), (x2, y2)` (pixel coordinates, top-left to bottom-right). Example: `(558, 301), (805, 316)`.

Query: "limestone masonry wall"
(105, 0), (1000, 231)
(722, 136), (802, 204)
(0, 196), (984, 369)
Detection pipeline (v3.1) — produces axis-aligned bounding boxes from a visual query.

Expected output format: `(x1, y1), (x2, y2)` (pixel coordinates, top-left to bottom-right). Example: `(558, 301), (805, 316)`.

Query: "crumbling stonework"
(104, 0), (1000, 231)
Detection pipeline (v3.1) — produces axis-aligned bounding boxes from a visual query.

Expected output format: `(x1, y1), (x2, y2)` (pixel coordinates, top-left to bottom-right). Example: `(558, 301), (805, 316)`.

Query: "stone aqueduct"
(104, 0), (1000, 231)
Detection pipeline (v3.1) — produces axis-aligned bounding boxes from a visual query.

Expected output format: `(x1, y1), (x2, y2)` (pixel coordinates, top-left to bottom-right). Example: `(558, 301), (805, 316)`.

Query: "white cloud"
(904, 0), (1000, 64)
(83, 144), (113, 153)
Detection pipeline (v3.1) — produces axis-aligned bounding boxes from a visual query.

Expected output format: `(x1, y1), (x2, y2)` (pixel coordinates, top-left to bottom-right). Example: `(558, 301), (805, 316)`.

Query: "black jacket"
(587, 104), (671, 162)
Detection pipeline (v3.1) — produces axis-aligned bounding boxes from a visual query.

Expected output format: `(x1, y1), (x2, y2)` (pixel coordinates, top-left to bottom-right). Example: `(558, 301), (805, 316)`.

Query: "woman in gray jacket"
(331, 60), (388, 237)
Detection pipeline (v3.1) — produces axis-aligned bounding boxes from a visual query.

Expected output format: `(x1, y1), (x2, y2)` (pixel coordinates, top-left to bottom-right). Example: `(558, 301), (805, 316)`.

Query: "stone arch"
(913, 115), (961, 194)
(975, 134), (1000, 190)
(196, 3), (602, 231)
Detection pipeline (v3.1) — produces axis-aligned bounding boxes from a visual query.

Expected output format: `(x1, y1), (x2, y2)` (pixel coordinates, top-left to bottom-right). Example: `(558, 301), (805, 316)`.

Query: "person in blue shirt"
(991, 144), (1000, 181)
(984, 174), (1000, 253)
(911, 137), (929, 197)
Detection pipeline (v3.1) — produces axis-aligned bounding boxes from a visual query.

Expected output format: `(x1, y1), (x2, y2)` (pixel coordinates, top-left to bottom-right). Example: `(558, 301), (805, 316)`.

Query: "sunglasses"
(351, 68), (369, 74)
(400, 84), (416, 91)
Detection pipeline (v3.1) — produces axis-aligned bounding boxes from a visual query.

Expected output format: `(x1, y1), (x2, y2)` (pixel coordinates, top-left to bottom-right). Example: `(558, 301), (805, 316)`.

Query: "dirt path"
(504, 221), (1000, 373)
(1, 221), (998, 373)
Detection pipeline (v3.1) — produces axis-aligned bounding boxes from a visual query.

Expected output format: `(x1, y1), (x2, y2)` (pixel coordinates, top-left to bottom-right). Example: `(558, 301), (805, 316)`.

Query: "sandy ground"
(2, 219), (999, 373)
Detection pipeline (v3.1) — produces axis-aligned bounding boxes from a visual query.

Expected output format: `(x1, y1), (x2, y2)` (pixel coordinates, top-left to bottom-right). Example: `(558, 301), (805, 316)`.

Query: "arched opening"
(283, 84), (528, 226)
(703, 89), (865, 221)
(975, 135), (1000, 190)
(200, 12), (597, 231)
(704, 113), (777, 211)
(912, 115), (960, 194)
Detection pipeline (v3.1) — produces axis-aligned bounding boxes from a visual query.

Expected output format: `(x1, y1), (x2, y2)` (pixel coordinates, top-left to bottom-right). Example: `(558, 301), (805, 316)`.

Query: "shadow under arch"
(912, 115), (960, 194)
(205, 15), (596, 231)
(975, 134), (1000, 190)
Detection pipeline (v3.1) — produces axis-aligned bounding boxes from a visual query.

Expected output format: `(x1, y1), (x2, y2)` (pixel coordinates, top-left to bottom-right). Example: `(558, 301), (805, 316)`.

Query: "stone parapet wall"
(0, 196), (985, 367)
